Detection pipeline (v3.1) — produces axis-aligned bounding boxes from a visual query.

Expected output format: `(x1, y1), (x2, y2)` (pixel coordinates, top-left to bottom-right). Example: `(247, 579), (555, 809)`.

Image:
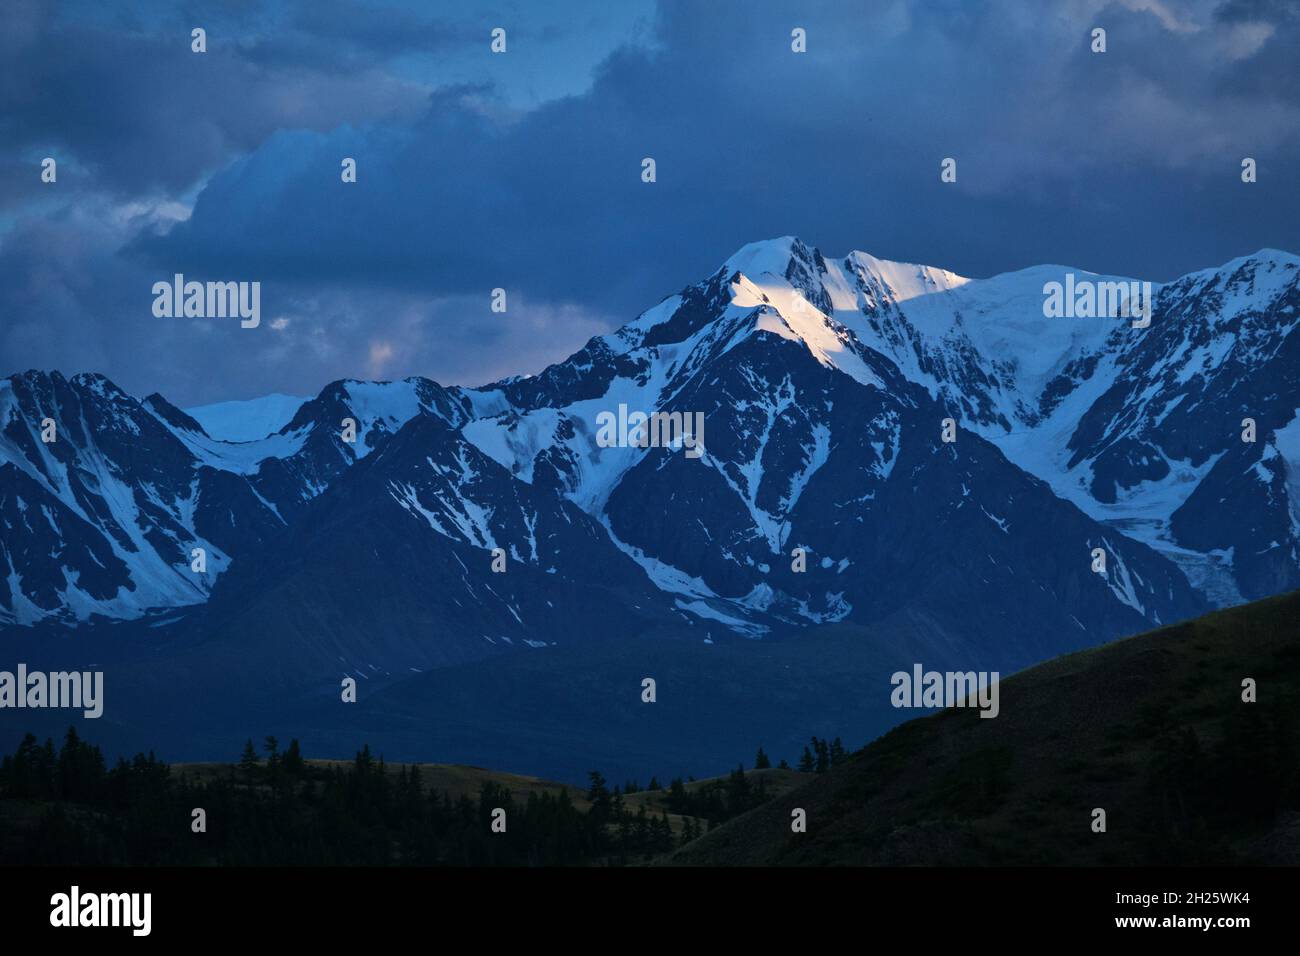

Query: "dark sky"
(3, 0), (1298, 406)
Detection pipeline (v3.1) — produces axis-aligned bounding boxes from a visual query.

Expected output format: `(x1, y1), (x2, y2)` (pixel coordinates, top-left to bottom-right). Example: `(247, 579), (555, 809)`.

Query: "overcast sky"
(3, 0), (1298, 406)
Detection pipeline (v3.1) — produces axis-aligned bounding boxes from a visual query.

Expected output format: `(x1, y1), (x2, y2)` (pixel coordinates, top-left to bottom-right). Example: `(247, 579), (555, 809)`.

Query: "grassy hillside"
(667, 590), (1300, 865)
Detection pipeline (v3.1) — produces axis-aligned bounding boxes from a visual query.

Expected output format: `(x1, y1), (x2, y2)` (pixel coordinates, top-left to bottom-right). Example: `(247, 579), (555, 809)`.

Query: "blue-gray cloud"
(3, 0), (1299, 404)
(147, 0), (1300, 298)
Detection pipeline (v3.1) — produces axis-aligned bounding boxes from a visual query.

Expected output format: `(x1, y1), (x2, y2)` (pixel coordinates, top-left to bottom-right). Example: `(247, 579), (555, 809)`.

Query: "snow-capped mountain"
(0, 371), (279, 623)
(4, 237), (1297, 681)
(0, 371), (470, 624)
(188, 408), (685, 679)
(710, 238), (1300, 606)
(444, 238), (1208, 665)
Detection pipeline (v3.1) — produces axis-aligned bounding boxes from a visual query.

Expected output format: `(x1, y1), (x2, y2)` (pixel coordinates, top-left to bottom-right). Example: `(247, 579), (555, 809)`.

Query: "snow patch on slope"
(187, 394), (307, 442)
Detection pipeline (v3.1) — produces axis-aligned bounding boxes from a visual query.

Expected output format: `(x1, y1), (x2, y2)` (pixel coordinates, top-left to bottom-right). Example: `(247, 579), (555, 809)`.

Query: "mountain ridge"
(4, 238), (1297, 677)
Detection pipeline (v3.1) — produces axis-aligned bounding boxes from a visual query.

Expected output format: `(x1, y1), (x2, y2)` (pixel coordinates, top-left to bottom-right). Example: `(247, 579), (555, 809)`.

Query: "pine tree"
(830, 737), (847, 767)
(238, 739), (260, 783)
(798, 745), (815, 773)
(725, 764), (751, 815)
(754, 746), (771, 770)
(57, 726), (105, 803)
(354, 744), (374, 776)
(657, 811), (674, 852)
(668, 776), (687, 810)
(282, 739), (305, 775)
(587, 771), (612, 821)
(814, 737), (830, 773)
(263, 736), (281, 780)
(635, 805), (650, 852)
(41, 738), (57, 796)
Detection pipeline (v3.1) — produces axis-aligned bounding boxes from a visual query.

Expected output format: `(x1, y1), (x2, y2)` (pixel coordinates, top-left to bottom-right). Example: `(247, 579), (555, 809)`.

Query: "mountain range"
(3, 237), (1298, 776)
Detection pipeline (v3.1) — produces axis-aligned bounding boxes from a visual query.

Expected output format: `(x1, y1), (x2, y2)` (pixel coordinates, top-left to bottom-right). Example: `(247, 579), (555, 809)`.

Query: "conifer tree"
(283, 739), (305, 775)
(238, 739), (260, 782)
(587, 771), (612, 821)
(798, 745), (815, 773)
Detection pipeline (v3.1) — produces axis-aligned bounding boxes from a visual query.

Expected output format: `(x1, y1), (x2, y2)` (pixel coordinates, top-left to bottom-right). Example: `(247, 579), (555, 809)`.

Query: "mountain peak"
(842, 250), (970, 302)
(8, 369), (67, 390)
(718, 237), (970, 310)
(1245, 247), (1300, 266)
(721, 235), (820, 280)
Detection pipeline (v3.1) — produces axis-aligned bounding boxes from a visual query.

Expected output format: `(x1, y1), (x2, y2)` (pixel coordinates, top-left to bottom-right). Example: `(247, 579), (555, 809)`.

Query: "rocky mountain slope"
(5, 237), (1297, 688)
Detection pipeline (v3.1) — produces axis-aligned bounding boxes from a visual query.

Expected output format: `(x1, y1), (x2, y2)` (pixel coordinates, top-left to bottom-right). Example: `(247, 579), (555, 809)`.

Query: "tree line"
(0, 729), (846, 866)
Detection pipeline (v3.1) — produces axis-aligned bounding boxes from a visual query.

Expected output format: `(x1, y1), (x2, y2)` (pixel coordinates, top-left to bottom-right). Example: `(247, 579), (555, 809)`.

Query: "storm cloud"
(3, 0), (1298, 405)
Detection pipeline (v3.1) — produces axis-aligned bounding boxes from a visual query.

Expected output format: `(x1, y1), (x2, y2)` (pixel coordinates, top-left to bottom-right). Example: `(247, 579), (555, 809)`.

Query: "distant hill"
(667, 590), (1300, 865)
